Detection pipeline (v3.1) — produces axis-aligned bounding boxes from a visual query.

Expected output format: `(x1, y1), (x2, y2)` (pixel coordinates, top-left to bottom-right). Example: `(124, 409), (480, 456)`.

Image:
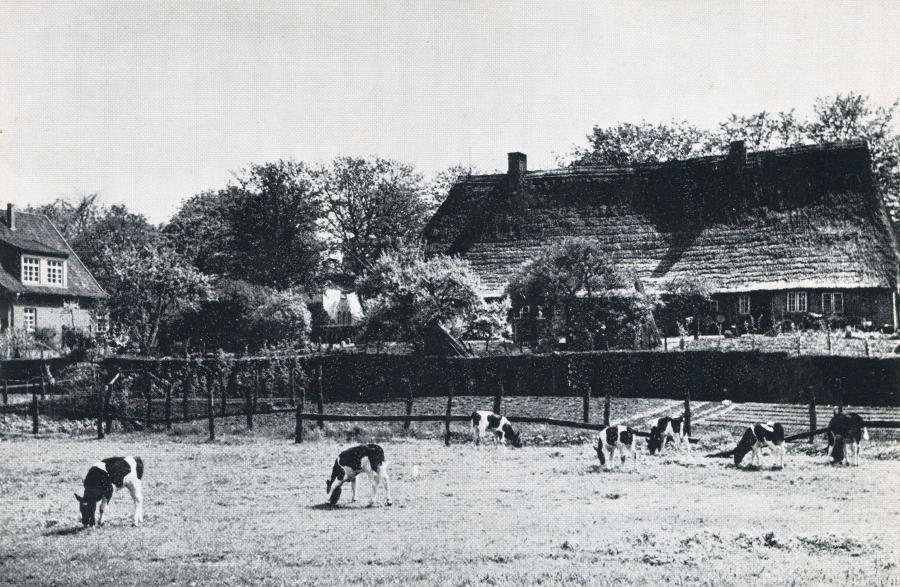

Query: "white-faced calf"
(595, 425), (638, 470)
(827, 411), (869, 466)
(648, 416), (691, 455)
(326, 444), (392, 507)
(471, 411), (522, 448)
(734, 422), (786, 468)
(74, 456), (144, 527)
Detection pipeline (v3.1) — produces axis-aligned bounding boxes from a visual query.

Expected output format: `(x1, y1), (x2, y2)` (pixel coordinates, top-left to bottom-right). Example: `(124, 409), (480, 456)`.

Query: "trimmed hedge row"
(101, 351), (900, 407)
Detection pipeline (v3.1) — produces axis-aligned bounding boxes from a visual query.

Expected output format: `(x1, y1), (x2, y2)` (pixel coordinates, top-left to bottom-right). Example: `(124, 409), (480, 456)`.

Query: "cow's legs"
(378, 464), (392, 506)
(97, 497), (108, 526)
(125, 479), (143, 526)
(350, 478), (357, 502)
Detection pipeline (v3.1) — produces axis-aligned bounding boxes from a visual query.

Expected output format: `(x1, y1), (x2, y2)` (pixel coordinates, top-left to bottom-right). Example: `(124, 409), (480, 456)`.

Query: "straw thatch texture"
(425, 142), (899, 299)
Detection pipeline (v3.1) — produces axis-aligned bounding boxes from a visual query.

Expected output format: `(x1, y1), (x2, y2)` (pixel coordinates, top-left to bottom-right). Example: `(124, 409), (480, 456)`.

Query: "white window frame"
(23, 307), (36, 332)
(95, 311), (110, 333)
(822, 292), (843, 314)
(21, 257), (40, 284)
(738, 294), (751, 315)
(46, 259), (64, 285)
(20, 256), (67, 288)
(787, 291), (807, 313)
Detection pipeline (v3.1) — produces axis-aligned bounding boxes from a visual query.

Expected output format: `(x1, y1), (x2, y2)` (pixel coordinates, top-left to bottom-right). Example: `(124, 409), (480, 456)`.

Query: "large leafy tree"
(506, 238), (656, 350)
(166, 161), (324, 289)
(356, 245), (482, 349)
(163, 189), (234, 277)
(320, 157), (430, 279)
(229, 161), (324, 289)
(105, 245), (211, 354)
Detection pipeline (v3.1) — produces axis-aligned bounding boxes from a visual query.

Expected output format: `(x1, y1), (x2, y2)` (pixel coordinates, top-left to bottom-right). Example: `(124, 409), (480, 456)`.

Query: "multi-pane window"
(96, 311), (109, 333)
(739, 294), (751, 315)
(787, 291), (807, 313)
(46, 260), (63, 285)
(23, 307), (36, 332)
(822, 292), (843, 314)
(22, 257), (40, 284)
(20, 256), (66, 287)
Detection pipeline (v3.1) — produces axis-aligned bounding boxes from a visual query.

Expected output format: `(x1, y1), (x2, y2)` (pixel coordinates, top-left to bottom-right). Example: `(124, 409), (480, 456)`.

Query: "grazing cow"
(326, 444), (392, 507)
(471, 411), (522, 448)
(595, 425), (638, 470)
(648, 416), (691, 455)
(733, 422), (786, 468)
(74, 456), (144, 527)
(827, 411), (869, 466)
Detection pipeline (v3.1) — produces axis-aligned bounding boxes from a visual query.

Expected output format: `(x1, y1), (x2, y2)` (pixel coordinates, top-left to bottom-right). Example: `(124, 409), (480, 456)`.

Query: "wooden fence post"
(445, 380), (453, 447)
(144, 377), (153, 424)
(206, 373), (215, 441)
(104, 379), (114, 434)
(31, 384), (39, 435)
(583, 381), (591, 424)
(96, 369), (105, 440)
(808, 387), (817, 445)
(2, 380), (6, 405)
(219, 371), (228, 416)
(603, 394), (611, 427)
(865, 338), (870, 357)
(295, 367), (306, 444)
(316, 363), (325, 429)
(182, 366), (192, 421)
(245, 367), (254, 430)
(684, 388), (691, 436)
(404, 374), (414, 430)
(493, 366), (504, 415)
(288, 363), (296, 406)
(164, 379), (173, 431)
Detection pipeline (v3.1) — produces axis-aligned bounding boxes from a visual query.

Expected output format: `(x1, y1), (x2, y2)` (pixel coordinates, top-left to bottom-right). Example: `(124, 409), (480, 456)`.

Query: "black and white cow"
(471, 411), (522, 448)
(647, 416), (691, 455)
(827, 411), (869, 466)
(733, 422), (786, 468)
(74, 456), (144, 527)
(595, 425), (638, 470)
(326, 444), (392, 507)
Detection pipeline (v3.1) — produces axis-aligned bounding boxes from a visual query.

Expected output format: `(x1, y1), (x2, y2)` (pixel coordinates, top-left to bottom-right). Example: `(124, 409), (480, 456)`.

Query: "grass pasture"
(2, 422), (900, 586)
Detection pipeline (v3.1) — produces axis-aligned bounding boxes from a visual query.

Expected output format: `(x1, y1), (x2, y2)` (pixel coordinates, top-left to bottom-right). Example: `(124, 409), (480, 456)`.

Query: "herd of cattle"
(74, 409), (870, 526)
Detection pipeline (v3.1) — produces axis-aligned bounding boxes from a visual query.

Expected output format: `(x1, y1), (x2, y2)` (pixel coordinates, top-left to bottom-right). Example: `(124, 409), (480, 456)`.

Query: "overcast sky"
(2, 0), (900, 224)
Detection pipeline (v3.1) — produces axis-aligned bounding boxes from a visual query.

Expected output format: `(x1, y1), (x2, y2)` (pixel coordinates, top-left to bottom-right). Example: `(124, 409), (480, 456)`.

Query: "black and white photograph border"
(1, 1), (899, 585)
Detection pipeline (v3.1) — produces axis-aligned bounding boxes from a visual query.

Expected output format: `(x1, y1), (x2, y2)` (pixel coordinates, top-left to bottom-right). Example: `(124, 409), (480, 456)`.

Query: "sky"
(2, 0), (900, 225)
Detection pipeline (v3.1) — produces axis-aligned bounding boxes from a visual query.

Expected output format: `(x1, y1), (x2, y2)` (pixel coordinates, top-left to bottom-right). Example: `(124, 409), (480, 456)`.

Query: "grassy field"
(2, 420), (900, 587)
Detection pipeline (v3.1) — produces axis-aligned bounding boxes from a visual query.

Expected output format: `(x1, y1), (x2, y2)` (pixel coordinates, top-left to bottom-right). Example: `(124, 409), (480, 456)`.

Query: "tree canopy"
(356, 245), (483, 350)
(320, 157), (430, 279)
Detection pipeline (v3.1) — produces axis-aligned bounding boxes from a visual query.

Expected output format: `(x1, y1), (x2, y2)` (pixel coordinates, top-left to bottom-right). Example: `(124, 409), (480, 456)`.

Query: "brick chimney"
(728, 140), (747, 165)
(508, 152), (527, 177)
(6, 204), (15, 231)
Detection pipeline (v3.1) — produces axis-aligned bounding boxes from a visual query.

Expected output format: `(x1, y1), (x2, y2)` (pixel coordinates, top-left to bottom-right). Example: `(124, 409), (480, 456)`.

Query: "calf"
(326, 444), (392, 507)
(648, 416), (691, 455)
(471, 411), (522, 448)
(827, 411), (869, 466)
(74, 456), (144, 527)
(595, 425), (638, 470)
(734, 422), (786, 468)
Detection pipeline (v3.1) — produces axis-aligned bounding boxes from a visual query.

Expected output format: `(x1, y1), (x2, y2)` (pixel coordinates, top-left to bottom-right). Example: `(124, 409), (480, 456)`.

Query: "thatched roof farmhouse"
(424, 141), (900, 332)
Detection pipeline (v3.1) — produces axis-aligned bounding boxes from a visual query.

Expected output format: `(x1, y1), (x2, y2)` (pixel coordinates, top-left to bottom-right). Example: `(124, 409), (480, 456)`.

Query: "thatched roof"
(424, 142), (900, 298)
(0, 210), (107, 299)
